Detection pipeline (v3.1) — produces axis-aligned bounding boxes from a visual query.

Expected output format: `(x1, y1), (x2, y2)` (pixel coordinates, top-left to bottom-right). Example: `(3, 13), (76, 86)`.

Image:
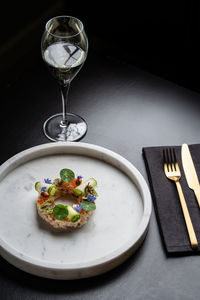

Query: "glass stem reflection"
(60, 83), (70, 127)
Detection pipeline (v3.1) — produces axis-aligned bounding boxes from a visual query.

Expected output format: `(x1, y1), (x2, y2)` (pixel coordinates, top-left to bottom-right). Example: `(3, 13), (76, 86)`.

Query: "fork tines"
(163, 148), (177, 171)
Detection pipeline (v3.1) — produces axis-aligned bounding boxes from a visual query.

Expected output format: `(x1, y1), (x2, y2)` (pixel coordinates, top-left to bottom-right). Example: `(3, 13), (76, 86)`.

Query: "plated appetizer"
(35, 168), (98, 231)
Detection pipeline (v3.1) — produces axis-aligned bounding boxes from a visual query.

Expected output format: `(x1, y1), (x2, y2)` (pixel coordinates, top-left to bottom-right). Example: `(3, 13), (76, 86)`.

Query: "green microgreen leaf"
(81, 200), (96, 211)
(53, 204), (68, 220)
(60, 168), (75, 183)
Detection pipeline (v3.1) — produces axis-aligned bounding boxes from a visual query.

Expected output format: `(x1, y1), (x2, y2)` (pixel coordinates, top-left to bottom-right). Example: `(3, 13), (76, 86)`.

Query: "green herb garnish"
(81, 200), (96, 211)
(39, 199), (55, 213)
(85, 184), (98, 197)
(71, 214), (81, 223)
(53, 204), (68, 220)
(60, 168), (75, 183)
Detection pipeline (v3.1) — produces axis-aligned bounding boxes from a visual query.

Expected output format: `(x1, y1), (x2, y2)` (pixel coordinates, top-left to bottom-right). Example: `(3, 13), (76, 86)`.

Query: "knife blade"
(181, 143), (200, 208)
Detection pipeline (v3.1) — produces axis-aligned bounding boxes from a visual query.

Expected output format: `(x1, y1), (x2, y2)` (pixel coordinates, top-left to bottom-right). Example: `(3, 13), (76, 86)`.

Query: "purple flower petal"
(87, 194), (96, 202)
(44, 178), (52, 184)
(41, 186), (47, 192)
(73, 204), (83, 212)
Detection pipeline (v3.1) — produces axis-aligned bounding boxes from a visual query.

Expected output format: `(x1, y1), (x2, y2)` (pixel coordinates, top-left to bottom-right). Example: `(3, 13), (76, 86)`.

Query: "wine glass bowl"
(41, 16), (88, 141)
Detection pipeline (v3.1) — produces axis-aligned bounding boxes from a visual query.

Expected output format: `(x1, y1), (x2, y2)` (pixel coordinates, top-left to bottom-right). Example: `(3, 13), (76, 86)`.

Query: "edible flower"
(76, 175), (83, 185)
(44, 178), (52, 184)
(41, 186), (47, 192)
(73, 204), (83, 213)
(87, 194), (96, 202)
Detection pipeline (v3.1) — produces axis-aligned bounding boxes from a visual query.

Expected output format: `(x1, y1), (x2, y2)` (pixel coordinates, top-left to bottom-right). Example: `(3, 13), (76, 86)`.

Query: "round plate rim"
(0, 142), (152, 279)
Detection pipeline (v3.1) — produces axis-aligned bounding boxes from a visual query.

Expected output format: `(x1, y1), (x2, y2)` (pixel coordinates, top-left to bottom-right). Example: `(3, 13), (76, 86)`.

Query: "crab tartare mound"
(35, 168), (98, 231)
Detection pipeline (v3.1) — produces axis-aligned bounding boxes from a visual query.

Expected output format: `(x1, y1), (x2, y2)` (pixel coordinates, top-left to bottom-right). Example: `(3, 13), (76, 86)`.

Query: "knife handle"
(194, 189), (200, 208)
(176, 181), (198, 249)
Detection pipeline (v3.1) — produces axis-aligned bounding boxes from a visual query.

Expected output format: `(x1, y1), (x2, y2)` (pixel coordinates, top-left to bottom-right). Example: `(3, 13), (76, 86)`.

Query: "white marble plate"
(0, 142), (151, 279)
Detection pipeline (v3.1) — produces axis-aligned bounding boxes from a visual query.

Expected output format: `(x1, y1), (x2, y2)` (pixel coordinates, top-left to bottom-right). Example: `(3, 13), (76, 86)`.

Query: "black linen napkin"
(143, 144), (200, 256)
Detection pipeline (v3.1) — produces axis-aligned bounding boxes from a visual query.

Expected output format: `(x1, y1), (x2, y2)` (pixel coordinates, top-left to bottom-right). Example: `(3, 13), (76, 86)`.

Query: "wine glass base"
(43, 113), (87, 142)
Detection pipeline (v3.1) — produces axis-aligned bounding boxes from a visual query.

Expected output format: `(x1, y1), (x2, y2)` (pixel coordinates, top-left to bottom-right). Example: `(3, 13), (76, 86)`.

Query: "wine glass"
(41, 16), (88, 141)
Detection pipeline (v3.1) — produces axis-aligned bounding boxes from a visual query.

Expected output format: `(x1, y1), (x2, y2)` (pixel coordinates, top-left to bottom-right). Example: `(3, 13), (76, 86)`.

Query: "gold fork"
(163, 148), (198, 249)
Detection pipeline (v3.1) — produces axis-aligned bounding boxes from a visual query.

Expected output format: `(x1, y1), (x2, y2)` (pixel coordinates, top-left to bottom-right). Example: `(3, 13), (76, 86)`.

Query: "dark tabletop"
(1, 49), (200, 299)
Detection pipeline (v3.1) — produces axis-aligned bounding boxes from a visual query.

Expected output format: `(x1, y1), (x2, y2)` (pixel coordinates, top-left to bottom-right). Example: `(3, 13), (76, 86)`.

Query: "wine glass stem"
(61, 83), (70, 126)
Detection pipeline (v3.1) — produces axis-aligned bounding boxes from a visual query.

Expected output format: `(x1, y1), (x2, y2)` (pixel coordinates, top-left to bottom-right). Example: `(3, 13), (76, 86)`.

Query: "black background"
(1, 0), (200, 92)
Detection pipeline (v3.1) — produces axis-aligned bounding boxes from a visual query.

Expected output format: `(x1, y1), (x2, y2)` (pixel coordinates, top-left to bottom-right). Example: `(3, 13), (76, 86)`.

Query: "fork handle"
(175, 181), (198, 249)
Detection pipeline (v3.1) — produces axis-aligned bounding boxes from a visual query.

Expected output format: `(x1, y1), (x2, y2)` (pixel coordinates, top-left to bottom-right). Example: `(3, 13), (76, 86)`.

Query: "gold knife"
(181, 143), (200, 208)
